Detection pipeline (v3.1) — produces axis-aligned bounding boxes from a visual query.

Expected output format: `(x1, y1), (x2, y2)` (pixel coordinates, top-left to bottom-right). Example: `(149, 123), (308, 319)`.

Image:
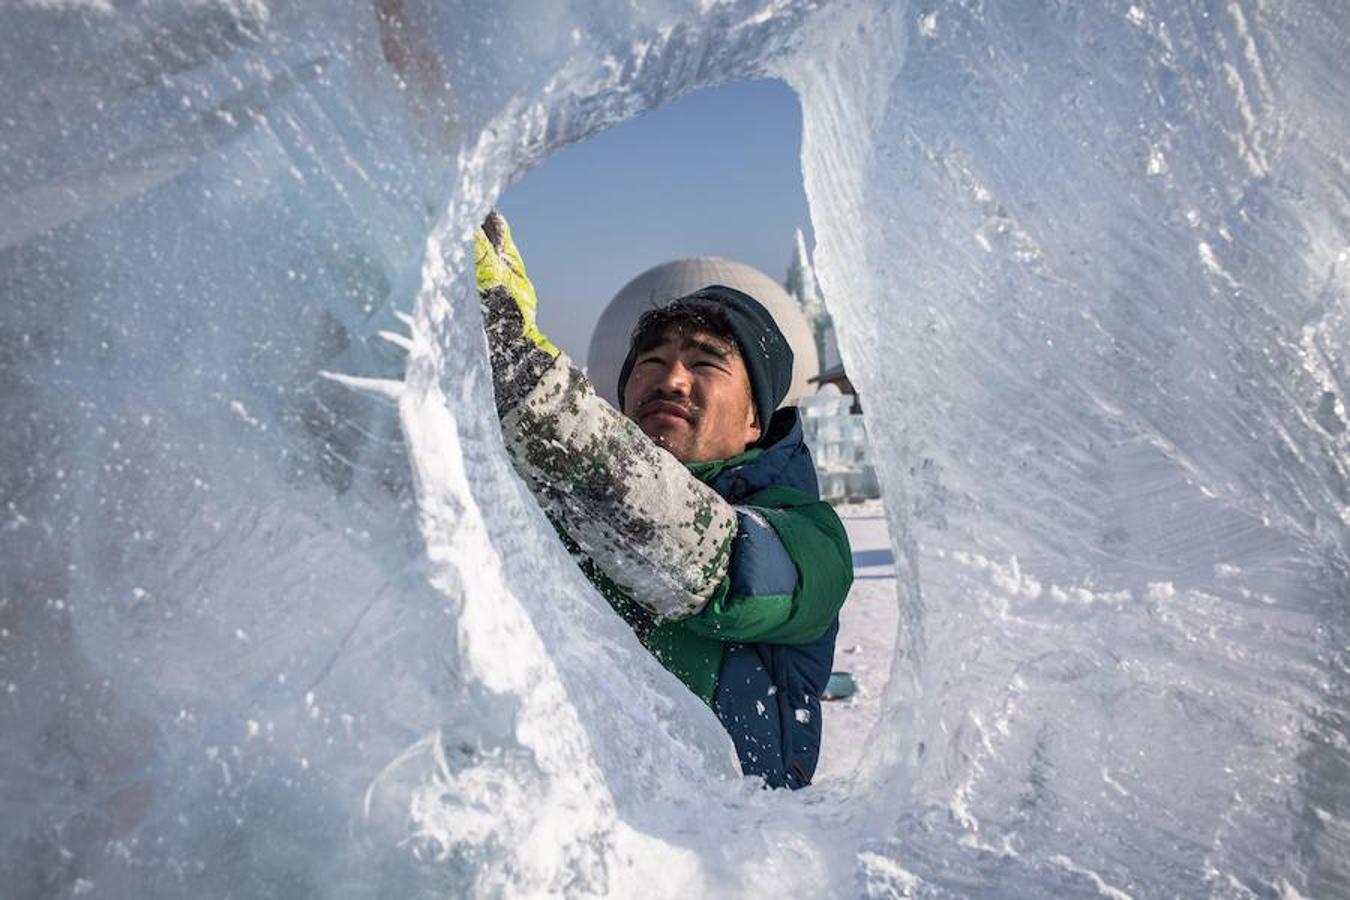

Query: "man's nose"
(654, 360), (692, 395)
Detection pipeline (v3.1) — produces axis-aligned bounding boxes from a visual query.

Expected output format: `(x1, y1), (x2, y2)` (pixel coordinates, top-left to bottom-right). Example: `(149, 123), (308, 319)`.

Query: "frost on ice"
(1, 1), (1347, 897)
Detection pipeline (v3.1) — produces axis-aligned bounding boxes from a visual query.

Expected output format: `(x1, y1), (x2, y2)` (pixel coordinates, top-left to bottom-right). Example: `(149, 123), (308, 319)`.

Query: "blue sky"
(497, 78), (813, 361)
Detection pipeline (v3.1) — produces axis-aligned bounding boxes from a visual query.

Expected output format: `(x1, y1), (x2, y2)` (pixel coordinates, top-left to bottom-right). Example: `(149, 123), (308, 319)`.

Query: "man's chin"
(639, 424), (694, 461)
(639, 416), (685, 438)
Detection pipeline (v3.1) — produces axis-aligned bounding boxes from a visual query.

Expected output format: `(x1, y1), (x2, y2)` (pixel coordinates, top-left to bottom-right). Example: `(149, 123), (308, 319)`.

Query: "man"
(474, 211), (852, 789)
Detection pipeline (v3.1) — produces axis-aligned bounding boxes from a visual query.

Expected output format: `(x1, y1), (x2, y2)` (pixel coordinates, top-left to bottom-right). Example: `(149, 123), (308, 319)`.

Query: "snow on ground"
(816, 499), (899, 784)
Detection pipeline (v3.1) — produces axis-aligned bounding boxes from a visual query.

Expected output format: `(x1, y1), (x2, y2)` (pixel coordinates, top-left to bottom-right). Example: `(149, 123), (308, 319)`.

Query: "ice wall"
(2, 1), (1346, 897)
(794, 4), (1350, 895)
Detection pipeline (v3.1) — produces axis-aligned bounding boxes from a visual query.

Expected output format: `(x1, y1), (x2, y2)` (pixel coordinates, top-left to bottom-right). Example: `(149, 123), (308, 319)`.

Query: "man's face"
(621, 329), (762, 463)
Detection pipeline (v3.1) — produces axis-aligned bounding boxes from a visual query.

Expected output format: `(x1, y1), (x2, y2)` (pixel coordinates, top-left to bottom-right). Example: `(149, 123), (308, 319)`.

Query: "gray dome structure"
(586, 257), (820, 411)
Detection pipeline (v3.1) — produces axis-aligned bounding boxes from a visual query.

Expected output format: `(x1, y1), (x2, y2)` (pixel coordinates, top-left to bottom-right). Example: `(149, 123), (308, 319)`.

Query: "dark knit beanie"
(617, 284), (795, 435)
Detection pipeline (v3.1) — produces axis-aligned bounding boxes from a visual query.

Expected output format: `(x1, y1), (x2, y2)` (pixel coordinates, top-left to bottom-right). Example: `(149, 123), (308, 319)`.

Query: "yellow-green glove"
(474, 210), (559, 358)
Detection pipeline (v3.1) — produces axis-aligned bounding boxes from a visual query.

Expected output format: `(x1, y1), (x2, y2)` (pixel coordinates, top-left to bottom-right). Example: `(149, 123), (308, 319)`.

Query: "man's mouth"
(639, 400), (693, 425)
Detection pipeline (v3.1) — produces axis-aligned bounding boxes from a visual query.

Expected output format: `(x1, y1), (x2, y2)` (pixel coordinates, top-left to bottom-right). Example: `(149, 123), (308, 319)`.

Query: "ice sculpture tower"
(785, 226), (839, 374)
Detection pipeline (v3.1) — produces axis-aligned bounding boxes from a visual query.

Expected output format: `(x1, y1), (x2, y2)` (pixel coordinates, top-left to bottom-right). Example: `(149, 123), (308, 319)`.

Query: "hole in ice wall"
(495, 78), (897, 783)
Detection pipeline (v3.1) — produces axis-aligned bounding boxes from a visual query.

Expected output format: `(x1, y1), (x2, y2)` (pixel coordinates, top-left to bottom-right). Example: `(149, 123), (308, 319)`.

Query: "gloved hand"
(474, 210), (559, 358)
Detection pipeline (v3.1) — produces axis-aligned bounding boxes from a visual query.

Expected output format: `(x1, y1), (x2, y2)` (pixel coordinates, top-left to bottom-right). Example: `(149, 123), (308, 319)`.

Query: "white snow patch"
(858, 850), (922, 893)
(1102, 767), (1131, 797)
(1048, 854), (1135, 899)
(1147, 582), (1177, 601)
(1197, 240), (1241, 288)
(1276, 878), (1313, 900)
(951, 551), (1043, 598)
(1146, 144), (1167, 175)
(228, 400), (265, 430)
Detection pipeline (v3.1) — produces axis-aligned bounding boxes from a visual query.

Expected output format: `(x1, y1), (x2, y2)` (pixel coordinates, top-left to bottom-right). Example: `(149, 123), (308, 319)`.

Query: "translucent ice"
(801, 385), (880, 502)
(1, 1), (1346, 897)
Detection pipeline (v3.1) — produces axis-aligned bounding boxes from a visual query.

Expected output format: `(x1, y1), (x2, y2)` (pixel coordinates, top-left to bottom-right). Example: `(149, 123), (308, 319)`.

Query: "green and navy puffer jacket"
(581, 409), (853, 789)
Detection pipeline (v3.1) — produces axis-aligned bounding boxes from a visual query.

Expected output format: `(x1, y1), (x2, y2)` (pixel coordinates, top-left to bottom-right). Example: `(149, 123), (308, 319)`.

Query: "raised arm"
(473, 211), (737, 618)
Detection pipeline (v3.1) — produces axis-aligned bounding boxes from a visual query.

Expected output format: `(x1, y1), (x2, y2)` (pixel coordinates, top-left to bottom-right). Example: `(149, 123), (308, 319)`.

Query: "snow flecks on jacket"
(499, 354), (736, 619)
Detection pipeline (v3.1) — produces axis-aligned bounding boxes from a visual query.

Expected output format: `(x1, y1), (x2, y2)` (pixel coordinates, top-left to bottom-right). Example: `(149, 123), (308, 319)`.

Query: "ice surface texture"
(1, 1), (1346, 897)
